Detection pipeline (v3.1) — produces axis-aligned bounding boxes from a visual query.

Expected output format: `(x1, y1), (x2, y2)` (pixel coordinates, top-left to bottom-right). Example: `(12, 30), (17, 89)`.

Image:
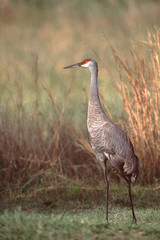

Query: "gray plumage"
(64, 58), (139, 223)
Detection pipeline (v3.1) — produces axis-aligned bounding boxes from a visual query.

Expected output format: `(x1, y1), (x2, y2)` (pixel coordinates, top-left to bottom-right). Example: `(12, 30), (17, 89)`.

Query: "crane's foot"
(132, 216), (137, 224)
(105, 216), (108, 223)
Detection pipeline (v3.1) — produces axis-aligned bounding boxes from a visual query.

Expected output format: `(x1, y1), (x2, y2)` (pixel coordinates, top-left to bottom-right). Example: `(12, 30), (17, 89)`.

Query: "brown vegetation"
(109, 31), (160, 184)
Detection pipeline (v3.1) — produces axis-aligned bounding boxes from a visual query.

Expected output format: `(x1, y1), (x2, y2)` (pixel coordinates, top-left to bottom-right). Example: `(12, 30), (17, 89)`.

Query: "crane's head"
(63, 58), (98, 72)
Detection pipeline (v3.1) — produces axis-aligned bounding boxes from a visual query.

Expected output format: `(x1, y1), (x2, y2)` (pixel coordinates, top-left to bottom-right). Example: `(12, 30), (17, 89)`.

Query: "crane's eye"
(81, 58), (91, 64)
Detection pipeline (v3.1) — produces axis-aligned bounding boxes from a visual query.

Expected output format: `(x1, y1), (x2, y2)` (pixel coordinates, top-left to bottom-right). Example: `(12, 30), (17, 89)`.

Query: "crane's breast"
(87, 122), (115, 155)
(88, 121), (133, 160)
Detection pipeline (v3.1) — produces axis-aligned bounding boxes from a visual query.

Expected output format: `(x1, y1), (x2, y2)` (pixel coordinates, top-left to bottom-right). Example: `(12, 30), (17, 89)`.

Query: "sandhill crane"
(64, 58), (139, 223)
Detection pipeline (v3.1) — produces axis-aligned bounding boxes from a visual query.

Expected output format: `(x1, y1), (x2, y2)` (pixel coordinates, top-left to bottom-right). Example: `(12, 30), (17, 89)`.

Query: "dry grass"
(109, 31), (160, 184)
(0, 56), (100, 199)
(0, 56), (119, 199)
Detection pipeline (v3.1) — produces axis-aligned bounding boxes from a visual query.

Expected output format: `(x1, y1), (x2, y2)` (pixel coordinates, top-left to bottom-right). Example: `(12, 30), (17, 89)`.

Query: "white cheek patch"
(81, 62), (90, 68)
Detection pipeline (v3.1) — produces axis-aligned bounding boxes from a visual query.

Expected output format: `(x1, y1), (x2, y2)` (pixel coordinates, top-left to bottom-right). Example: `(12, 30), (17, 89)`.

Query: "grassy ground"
(0, 185), (160, 240)
(0, 207), (160, 240)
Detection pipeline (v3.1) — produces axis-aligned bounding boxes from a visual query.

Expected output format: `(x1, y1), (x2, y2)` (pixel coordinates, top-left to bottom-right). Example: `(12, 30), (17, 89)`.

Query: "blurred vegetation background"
(1, 0), (160, 124)
(0, 0), (160, 199)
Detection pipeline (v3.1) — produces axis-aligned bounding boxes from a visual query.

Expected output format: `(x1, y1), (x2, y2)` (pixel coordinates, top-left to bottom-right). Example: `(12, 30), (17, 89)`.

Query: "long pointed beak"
(63, 62), (81, 69)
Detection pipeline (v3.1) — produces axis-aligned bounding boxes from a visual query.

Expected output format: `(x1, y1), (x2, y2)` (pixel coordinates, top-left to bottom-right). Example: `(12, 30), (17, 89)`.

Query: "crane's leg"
(128, 182), (137, 224)
(96, 154), (109, 222)
(103, 163), (109, 222)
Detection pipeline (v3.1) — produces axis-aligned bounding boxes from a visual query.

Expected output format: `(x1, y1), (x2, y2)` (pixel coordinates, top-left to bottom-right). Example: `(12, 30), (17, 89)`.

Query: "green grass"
(0, 206), (159, 240)
(0, 184), (159, 240)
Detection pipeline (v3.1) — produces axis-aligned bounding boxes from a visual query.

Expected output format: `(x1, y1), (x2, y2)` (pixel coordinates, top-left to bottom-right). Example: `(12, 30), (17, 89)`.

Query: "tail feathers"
(123, 155), (139, 183)
(108, 154), (139, 184)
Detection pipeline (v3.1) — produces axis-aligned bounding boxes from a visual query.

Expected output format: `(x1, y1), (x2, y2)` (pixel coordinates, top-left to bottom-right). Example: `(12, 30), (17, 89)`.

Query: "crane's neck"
(90, 68), (99, 97)
(89, 67), (103, 107)
(88, 67), (106, 125)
